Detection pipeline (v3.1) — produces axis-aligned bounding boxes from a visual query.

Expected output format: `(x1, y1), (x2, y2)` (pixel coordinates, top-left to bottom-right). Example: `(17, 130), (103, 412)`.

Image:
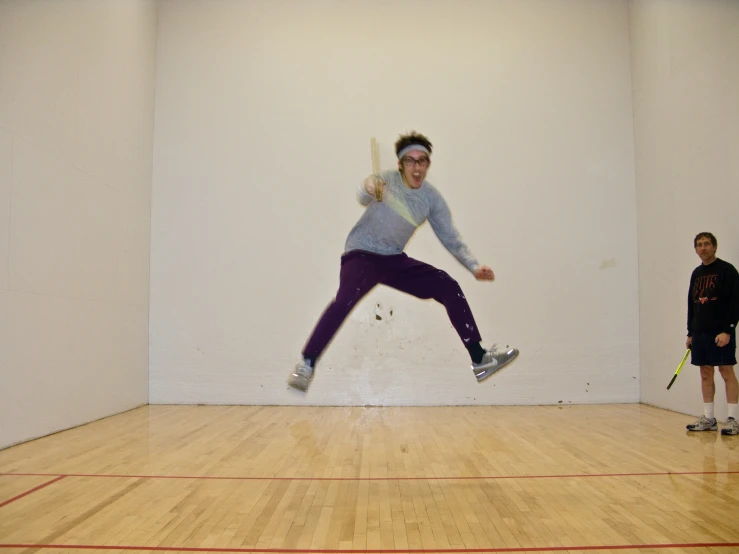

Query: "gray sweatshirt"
(344, 170), (479, 273)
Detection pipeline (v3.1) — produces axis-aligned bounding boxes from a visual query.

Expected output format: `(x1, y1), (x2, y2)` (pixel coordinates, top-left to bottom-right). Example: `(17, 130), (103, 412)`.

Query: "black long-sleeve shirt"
(687, 258), (739, 336)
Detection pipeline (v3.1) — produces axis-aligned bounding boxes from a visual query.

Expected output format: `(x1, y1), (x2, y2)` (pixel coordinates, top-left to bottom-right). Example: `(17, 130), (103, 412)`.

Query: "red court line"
(1, 542), (739, 552)
(0, 475), (66, 508)
(0, 470), (738, 481)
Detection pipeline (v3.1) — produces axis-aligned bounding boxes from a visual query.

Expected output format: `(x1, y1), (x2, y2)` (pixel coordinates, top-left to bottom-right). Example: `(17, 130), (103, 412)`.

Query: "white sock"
(704, 403), (715, 420)
(728, 404), (738, 421)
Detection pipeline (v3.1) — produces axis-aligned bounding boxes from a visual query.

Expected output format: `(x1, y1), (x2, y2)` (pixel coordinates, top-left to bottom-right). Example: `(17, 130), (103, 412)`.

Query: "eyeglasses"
(401, 156), (430, 167)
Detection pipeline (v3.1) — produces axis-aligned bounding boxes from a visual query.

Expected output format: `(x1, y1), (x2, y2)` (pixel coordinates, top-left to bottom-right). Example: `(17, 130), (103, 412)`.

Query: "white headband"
(397, 145), (430, 159)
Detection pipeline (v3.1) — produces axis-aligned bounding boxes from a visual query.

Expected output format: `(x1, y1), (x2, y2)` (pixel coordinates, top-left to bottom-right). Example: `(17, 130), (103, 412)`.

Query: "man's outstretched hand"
(474, 265), (495, 281)
(363, 175), (385, 201)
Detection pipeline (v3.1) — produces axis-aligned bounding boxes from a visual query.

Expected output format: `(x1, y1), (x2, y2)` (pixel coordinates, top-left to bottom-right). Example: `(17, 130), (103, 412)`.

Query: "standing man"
(685, 232), (739, 435)
(288, 132), (519, 392)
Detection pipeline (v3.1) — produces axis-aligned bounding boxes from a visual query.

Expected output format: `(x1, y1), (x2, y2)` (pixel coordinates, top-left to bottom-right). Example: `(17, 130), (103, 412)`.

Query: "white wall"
(0, 0), (157, 448)
(632, 0), (739, 418)
(150, 0), (640, 406)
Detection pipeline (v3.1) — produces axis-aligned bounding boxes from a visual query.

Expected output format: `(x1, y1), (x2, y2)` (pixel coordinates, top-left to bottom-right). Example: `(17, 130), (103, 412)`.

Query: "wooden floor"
(0, 404), (738, 554)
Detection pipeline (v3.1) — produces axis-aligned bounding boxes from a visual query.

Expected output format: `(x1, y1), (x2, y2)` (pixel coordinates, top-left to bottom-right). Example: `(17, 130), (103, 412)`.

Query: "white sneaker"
(287, 359), (314, 392)
(686, 415), (717, 431)
(472, 345), (519, 382)
(721, 418), (739, 436)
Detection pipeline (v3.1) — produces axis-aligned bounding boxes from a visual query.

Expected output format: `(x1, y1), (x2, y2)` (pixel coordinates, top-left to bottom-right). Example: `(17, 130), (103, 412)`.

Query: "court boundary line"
(1, 540), (739, 552)
(1, 470), (738, 482)
(0, 475), (66, 508)
(2, 475), (738, 552)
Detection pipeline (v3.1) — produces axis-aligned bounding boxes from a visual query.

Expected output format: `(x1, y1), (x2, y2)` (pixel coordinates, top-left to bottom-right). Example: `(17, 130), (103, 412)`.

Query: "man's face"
(695, 236), (717, 264)
(398, 149), (430, 189)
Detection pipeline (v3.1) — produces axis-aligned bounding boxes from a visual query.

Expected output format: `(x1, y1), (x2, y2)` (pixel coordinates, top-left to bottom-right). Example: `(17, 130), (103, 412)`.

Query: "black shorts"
(690, 330), (737, 367)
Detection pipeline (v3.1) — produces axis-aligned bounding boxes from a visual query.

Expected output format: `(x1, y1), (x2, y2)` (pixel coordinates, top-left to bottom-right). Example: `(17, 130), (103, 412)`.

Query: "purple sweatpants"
(302, 250), (483, 360)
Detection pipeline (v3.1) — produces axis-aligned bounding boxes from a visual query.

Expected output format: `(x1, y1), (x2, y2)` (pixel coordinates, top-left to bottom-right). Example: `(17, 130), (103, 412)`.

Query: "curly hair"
(394, 131), (433, 157)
